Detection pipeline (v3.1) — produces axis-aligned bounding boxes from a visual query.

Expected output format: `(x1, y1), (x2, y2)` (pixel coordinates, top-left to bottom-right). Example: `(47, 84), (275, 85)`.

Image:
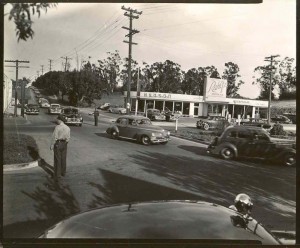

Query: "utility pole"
(61, 56), (72, 72)
(4, 60), (30, 117)
(41, 65), (44, 75)
(121, 5), (142, 114)
(264, 55), (280, 125)
(48, 59), (53, 71)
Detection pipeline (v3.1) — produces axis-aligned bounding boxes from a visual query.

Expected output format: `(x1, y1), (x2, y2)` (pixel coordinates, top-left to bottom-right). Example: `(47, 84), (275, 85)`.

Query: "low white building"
(3, 74), (12, 112)
(124, 78), (268, 119)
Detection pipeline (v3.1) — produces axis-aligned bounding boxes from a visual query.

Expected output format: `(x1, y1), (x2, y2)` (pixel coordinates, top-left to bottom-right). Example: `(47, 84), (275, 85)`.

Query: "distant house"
(3, 74), (13, 112)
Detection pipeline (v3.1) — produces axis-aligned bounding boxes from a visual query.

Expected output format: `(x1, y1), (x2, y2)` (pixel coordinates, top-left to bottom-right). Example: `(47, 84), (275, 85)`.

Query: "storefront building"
(124, 78), (268, 119)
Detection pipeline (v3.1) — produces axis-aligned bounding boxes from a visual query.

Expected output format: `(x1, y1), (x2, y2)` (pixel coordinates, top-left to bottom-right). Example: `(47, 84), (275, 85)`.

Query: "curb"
(3, 159), (40, 172)
(170, 134), (210, 145)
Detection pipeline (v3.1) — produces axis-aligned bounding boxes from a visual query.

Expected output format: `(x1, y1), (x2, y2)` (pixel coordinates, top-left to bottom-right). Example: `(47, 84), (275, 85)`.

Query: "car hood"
(39, 201), (280, 244)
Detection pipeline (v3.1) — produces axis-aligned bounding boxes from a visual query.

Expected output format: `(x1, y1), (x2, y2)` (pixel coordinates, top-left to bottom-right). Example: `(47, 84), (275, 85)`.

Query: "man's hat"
(57, 115), (63, 121)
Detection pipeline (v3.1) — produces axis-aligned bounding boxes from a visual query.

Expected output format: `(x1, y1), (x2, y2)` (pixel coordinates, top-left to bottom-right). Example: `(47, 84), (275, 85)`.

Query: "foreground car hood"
(39, 201), (280, 244)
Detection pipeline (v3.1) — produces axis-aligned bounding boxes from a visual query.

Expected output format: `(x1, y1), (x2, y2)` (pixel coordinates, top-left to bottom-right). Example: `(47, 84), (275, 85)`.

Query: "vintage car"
(106, 115), (170, 145)
(282, 113), (296, 124)
(145, 108), (166, 121)
(164, 110), (182, 122)
(98, 103), (111, 110)
(207, 126), (296, 166)
(38, 193), (289, 245)
(48, 104), (62, 114)
(240, 118), (271, 129)
(108, 105), (127, 114)
(59, 107), (83, 126)
(197, 116), (230, 130)
(39, 99), (50, 108)
(25, 104), (39, 115)
(271, 115), (292, 124)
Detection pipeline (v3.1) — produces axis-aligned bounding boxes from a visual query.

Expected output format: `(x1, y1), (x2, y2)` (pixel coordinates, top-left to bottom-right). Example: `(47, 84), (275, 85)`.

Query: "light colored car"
(108, 105), (126, 114)
(98, 103), (111, 110)
(40, 99), (50, 108)
(48, 104), (62, 114)
(146, 109), (166, 121)
(106, 115), (170, 145)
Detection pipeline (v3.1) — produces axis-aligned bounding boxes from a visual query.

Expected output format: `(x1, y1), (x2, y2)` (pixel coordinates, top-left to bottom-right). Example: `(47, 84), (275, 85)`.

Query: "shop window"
(165, 101), (173, 112)
(155, 101), (164, 111)
(174, 102), (182, 112)
(137, 99), (145, 112)
(146, 100), (154, 109)
(208, 104), (222, 116)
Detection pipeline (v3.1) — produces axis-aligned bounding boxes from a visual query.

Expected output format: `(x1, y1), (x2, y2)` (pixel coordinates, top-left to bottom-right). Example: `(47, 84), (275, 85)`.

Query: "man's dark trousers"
(54, 141), (67, 178)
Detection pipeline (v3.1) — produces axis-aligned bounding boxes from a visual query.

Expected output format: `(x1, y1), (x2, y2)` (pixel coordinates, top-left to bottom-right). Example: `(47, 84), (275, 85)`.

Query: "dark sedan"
(59, 107), (83, 126)
(240, 118), (271, 129)
(25, 104), (39, 115)
(38, 197), (283, 244)
(271, 115), (292, 124)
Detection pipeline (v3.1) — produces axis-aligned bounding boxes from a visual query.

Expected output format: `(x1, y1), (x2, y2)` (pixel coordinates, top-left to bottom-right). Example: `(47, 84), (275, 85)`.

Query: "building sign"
(204, 78), (228, 100)
(143, 92), (172, 99)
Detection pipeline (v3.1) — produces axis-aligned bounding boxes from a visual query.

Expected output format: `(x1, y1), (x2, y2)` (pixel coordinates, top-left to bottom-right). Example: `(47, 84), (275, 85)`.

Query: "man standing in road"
(50, 116), (70, 181)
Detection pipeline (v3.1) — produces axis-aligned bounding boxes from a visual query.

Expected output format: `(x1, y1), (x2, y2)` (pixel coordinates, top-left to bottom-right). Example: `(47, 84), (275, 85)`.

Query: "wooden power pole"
(121, 5), (142, 114)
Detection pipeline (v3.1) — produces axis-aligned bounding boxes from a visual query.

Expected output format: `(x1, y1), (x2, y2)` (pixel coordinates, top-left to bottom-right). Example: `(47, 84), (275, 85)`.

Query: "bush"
(279, 91), (296, 100)
(3, 133), (39, 164)
(270, 123), (286, 136)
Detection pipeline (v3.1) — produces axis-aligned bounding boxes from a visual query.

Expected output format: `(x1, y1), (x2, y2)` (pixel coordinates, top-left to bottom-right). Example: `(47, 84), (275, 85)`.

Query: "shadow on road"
(39, 159), (54, 177)
(3, 177), (81, 238)
(87, 168), (201, 209)
(95, 132), (110, 138)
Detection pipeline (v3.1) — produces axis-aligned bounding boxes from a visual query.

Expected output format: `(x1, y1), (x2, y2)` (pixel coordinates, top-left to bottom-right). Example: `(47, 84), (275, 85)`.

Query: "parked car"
(25, 104), (39, 115)
(240, 118), (271, 129)
(164, 110), (182, 122)
(271, 115), (292, 124)
(48, 104), (62, 114)
(197, 116), (229, 130)
(38, 193), (287, 245)
(207, 126), (296, 166)
(40, 99), (50, 108)
(108, 105), (126, 114)
(98, 103), (111, 110)
(38, 97), (46, 104)
(106, 115), (170, 145)
(282, 113), (296, 124)
(59, 107), (83, 126)
(146, 108), (166, 121)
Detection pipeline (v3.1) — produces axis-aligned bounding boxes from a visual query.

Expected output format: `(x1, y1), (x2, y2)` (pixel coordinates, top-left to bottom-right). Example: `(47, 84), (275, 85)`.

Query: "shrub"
(270, 123), (286, 136)
(279, 91), (296, 100)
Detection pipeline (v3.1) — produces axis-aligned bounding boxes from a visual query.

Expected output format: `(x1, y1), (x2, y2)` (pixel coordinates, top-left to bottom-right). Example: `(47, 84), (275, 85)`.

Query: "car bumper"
(150, 137), (170, 143)
(25, 111), (39, 115)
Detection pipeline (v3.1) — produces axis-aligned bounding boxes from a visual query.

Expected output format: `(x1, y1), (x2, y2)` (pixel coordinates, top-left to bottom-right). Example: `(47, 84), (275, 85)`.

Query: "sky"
(4, 0), (296, 99)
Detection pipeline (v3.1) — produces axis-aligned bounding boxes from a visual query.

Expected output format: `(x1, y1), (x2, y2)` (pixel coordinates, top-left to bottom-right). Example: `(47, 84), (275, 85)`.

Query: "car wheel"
(111, 130), (119, 139)
(220, 147), (235, 160)
(141, 135), (151, 145)
(283, 153), (296, 167)
(203, 123), (210, 130)
(79, 123), (82, 127)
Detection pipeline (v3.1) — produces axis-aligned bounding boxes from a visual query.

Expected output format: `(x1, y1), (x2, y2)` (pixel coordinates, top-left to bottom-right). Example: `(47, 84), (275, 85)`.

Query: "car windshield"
(51, 104), (60, 108)
(63, 109), (78, 114)
(136, 119), (151, 125)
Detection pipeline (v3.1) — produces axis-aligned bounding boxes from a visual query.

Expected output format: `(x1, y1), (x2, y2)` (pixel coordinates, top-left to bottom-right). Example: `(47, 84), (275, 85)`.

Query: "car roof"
(42, 201), (279, 244)
(225, 125), (265, 131)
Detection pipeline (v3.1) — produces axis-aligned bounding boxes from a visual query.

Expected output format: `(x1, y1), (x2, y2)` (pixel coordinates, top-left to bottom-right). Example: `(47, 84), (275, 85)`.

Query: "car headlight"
(151, 133), (156, 137)
(167, 131), (170, 136)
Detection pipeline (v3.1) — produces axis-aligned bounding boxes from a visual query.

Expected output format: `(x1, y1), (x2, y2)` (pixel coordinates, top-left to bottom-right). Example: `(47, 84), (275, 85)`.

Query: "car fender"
(273, 148), (296, 159)
(108, 126), (119, 134)
(216, 142), (238, 157)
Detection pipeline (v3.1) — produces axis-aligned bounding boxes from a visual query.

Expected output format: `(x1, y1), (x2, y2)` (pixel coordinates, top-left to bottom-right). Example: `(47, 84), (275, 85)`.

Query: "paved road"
(3, 94), (296, 238)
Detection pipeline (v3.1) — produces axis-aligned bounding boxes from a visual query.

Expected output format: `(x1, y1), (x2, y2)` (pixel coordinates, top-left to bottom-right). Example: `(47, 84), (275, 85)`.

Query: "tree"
(181, 67), (206, 95)
(5, 3), (57, 41)
(97, 50), (122, 94)
(277, 57), (296, 98)
(222, 62), (245, 97)
(142, 60), (183, 93)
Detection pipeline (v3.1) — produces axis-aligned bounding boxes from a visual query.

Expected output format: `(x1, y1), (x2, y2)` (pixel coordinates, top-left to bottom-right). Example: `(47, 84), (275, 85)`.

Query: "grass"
(3, 133), (39, 165)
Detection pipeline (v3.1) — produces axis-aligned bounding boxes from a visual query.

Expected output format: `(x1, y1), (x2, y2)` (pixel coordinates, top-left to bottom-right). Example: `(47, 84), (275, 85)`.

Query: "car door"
(126, 119), (139, 139)
(248, 130), (276, 158)
(118, 118), (129, 138)
(236, 129), (253, 157)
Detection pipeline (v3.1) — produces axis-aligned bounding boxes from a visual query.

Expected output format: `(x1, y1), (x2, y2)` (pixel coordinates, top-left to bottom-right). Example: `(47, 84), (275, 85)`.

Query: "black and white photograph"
(3, 0), (296, 245)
